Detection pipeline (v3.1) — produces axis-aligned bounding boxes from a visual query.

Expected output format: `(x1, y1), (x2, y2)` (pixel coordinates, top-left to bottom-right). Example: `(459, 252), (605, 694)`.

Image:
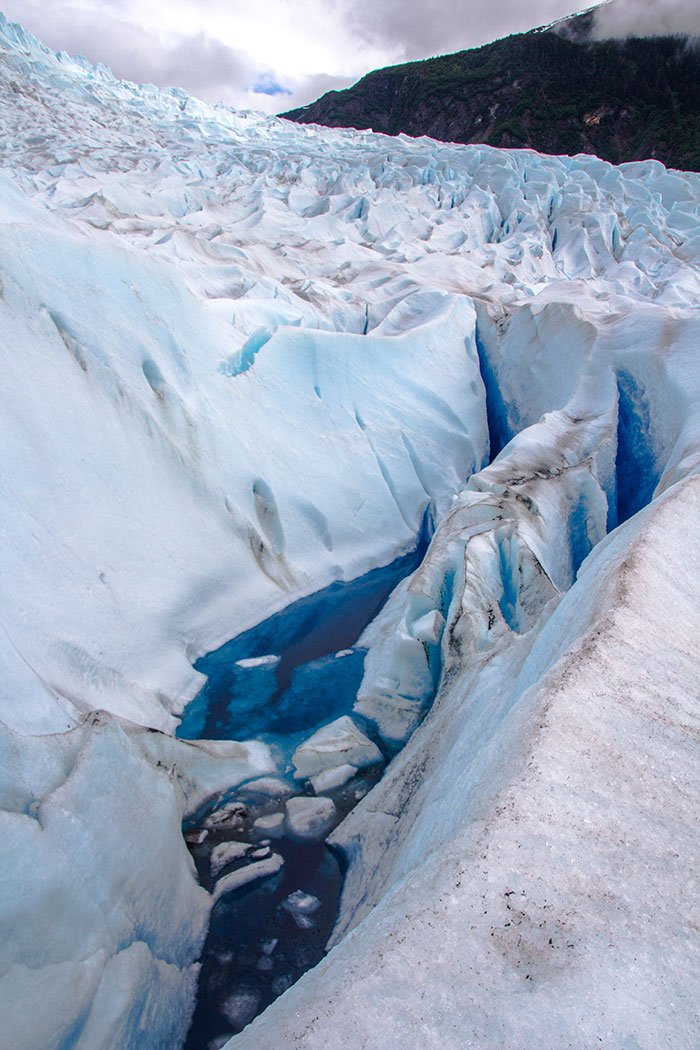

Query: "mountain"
(282, 13), (700, 171)
(1, 11), (699, 1050)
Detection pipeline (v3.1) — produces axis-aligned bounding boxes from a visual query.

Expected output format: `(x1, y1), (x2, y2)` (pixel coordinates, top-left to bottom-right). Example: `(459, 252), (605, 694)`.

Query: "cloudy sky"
(1, 0), (697, 114)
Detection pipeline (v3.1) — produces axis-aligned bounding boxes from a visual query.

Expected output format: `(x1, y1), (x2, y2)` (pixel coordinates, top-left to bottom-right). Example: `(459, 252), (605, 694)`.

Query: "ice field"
(0, 12), (699, 1049)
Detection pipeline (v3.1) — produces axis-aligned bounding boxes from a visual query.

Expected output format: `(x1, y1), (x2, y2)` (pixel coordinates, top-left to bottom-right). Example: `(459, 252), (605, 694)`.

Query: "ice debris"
(211, 853), (284, 903)
(285, 796), (338, 841)
(310, 763), (358, 794)
(292, 716), (383, 778)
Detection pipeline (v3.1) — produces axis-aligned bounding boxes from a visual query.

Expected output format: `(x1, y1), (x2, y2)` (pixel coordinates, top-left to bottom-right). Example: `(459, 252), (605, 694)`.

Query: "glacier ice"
(210, 841), (256, 878)
(291, 717), (384, 779)
(237, 475), (700, 1050)
(309, 763), (357, 794)
(0, 9), (699, 1050)
(177, 536), (429, 741)
(211, 854), (285, 904)
(284, 796), (338, 840)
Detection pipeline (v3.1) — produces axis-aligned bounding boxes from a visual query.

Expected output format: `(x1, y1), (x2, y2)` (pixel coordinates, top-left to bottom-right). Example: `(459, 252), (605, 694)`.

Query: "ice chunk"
(204, 802), (248, 832)
(250, 844), (272, 858)
(354, 692), (426, 747)
(281, 890), (321, 915)
(219, 987), (261, 1029)
(284, 796), (338, 840)
(291, 716), (383, 779)
(253, 811), (286, 835)
(211, 853), (284, 902)
(354, 577), (436, 746)
(241, 777), (294, 799)
(207, 1037), (231, 1050)
(209, 841), (254, 878)
(184, 829), (208, 845)
(235, 655), (280, 670)
(280, 890), (321, 928)
(310, 764), (357, 794)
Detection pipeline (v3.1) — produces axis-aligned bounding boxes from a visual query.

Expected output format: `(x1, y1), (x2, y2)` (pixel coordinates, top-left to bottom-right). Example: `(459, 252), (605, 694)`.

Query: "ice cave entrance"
(179, 511), (433, 1047)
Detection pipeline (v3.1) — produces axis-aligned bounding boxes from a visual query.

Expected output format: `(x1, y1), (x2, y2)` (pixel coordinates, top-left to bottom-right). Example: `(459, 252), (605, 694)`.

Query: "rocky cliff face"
(283, 20), (700, 171)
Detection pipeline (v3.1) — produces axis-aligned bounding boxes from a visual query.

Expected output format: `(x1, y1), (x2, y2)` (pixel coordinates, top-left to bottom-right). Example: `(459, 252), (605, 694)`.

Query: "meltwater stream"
(179, 519), (434, 1049)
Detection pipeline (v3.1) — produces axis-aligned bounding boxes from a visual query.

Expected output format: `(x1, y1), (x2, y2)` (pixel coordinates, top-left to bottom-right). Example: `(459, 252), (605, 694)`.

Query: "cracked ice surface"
(0, 11), (700, 1050)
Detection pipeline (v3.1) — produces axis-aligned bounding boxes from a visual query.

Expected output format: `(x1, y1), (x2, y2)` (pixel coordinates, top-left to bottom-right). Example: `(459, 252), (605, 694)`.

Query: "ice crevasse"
(0, 11), (699, 1050)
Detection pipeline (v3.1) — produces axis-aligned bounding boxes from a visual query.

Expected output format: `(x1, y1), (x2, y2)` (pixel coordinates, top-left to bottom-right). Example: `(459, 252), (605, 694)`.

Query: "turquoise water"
(177, 515), (432, 744)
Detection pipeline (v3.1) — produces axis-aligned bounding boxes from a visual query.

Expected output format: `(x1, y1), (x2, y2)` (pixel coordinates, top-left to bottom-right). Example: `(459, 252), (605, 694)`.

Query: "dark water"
(180, 515), (433, 1049)
(183, 764), (386, 1050)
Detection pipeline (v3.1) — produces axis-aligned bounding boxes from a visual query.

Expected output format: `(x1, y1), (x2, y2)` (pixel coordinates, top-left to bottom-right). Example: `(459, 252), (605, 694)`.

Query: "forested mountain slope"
(283, 18), (700, 171)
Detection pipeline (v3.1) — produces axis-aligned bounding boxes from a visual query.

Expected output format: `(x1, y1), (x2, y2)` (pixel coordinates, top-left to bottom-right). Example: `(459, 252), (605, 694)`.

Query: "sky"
(1, 1), (698, 115)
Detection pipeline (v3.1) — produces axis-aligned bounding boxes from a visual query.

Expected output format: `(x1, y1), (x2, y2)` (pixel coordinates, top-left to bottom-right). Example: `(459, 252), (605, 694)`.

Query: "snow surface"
(0, 10), (699, 1050)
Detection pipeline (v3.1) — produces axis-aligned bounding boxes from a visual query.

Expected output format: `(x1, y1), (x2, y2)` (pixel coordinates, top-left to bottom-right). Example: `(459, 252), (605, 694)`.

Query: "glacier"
(0, 11), (699, 1050)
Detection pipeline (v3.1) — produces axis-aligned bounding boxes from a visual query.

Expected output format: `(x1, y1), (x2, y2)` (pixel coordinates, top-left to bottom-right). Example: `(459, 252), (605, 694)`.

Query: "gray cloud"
(0, 1), (358, 113)
(155, 34), (256, 99)
(2, 2), (161, 81)
(0, 1), (260, 101)
(593, 0), (700, 39)
(337, 0), (587, 63)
